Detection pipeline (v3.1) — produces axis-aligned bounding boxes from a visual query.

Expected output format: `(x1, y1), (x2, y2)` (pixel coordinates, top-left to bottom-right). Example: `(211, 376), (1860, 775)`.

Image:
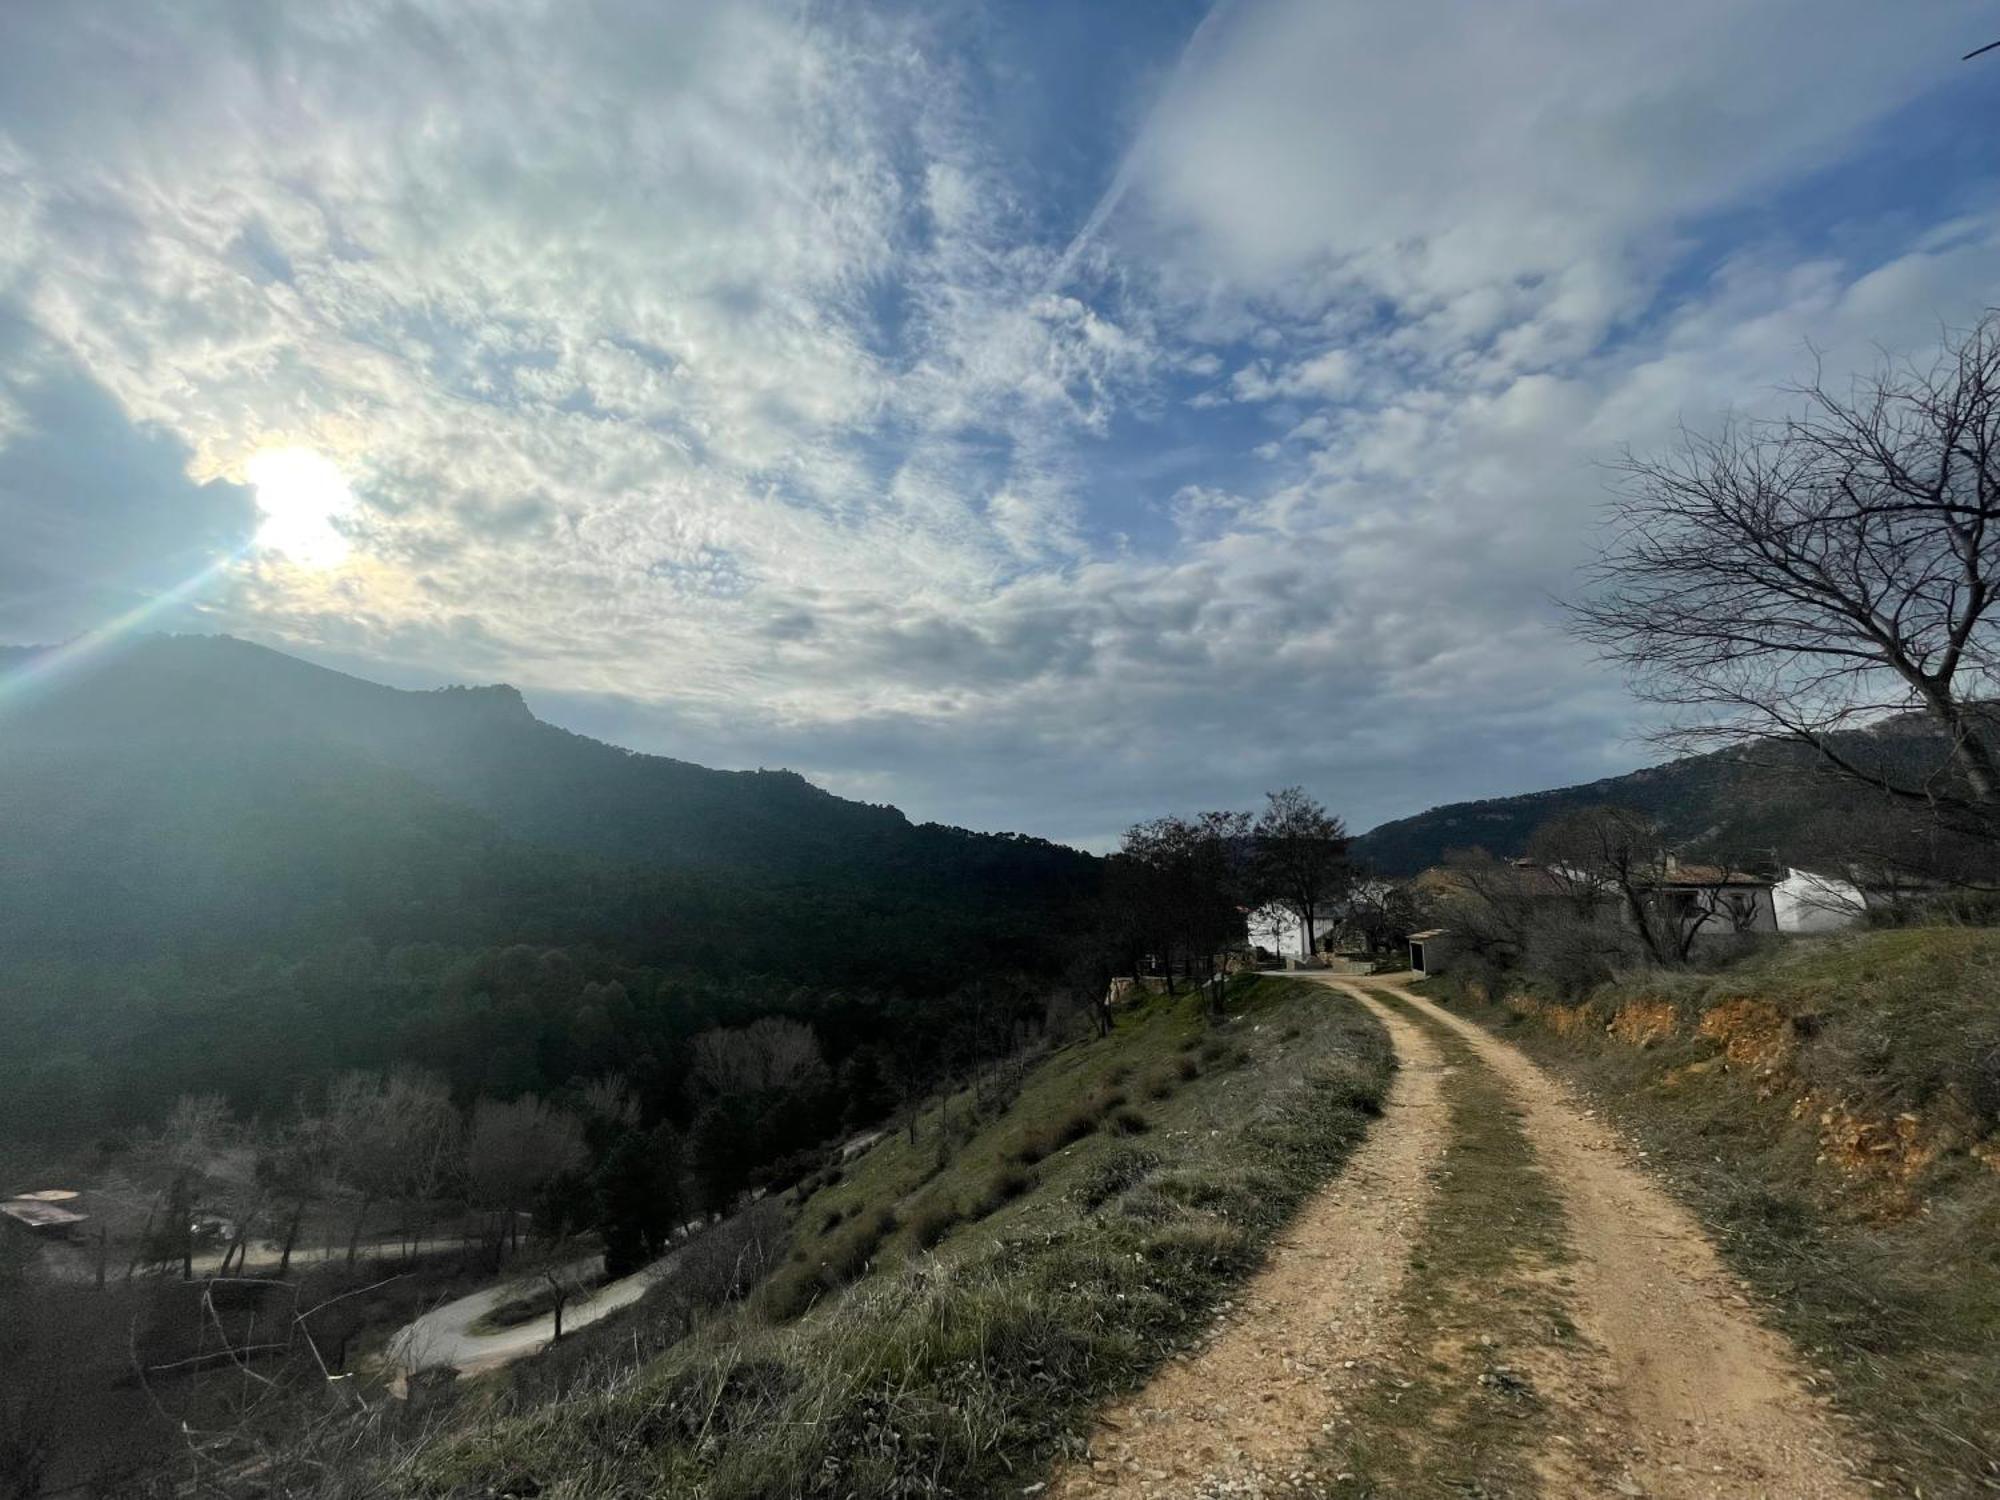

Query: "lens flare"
(0, 552), (241, 713)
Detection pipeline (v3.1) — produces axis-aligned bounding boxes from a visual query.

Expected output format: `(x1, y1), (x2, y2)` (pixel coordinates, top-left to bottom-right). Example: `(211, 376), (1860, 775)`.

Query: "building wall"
(1409, 936), (1450, 976)
(1248, 902), (1333, 957)
(1663, 884), (1779, 938)
(1773, 868), (1867, 933)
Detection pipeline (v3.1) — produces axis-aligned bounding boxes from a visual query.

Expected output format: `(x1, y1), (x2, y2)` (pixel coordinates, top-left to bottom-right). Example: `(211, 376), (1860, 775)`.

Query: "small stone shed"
(1407, 928), (1451, 978)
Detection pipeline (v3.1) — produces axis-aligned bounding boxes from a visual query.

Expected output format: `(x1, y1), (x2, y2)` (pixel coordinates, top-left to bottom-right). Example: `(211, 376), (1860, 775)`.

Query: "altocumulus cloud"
(1, 0), (1996, 846)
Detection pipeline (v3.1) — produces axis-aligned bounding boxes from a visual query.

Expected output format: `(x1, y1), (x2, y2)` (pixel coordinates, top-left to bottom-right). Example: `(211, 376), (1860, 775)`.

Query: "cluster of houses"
(1247, 856), (1880, 979)
(1404, 860), (1870, 977)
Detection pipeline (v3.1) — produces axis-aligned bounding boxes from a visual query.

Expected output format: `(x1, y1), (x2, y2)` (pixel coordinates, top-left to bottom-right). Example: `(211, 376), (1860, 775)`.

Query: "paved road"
(387, 1248), (679, 1380)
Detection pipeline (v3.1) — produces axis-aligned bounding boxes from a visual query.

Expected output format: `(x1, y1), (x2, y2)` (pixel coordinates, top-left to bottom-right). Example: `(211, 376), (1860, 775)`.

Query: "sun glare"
(247, 446), (356, 569)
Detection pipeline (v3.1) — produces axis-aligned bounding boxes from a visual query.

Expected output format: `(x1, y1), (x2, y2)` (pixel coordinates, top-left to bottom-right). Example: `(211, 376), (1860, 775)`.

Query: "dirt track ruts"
(1355, 974), (1863, 1500)
(1051, 991), (1450, 1497)
(1052, 973), (1867, 1500)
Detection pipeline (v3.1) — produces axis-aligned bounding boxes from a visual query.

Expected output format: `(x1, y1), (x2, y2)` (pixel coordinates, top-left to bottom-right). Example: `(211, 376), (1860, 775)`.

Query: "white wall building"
(1773, 867), (1868, 933)
(1247, 902), (1330, 957)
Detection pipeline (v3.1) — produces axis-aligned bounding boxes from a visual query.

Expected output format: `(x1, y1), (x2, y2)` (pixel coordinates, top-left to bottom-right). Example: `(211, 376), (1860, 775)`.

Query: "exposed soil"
(1050, 998), (1451, 1498)
(1052, 973), (1870, 1500)
(1369, 975), (1864, 1500)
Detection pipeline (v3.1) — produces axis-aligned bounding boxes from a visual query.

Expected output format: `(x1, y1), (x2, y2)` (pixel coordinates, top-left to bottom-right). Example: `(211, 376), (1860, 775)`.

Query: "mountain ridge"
(1349, 715), (1961, 877)
(0, 633), (1096, 973)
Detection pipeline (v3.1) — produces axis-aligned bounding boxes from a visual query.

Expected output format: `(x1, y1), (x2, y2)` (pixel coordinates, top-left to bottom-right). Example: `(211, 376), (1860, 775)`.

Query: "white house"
(1246, 902), (1331, 958)
(1772, 867), (1868, 933)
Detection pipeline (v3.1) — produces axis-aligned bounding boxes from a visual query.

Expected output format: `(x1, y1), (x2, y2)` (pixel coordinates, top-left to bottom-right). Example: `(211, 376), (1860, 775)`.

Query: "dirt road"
(1051, 996), (1453, 1498)
(1054, 974), (1867, 1500)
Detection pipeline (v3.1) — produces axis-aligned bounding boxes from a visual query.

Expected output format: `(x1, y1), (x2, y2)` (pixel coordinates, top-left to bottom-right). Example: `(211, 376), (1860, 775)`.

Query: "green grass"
(1443, 929), (2000, 1498)
(467, 1269), (608, 1336)
(397, 977), (1394, 1499)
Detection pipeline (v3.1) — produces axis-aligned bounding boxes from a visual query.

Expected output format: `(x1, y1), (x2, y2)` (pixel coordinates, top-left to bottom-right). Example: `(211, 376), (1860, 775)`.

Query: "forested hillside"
(1351, 715), (1974, 876)
(0, 635), (1100, 1142)
(0, 634), (1093, 946)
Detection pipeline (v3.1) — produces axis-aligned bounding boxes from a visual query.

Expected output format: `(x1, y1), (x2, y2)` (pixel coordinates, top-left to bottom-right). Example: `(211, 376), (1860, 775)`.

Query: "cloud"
(0, 320), (253, 640)
(1225, 348), (1357, 404)
(0, 0), (1995, 846)
(1128, 0), (1984, 304)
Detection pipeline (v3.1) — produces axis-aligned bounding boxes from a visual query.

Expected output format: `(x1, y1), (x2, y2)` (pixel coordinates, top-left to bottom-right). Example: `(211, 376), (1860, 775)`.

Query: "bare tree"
(323, 1068), (461, 1266)
(1572, 312), (2000, 847)
(1338, 876), (1432, 956)
(690, 1018), (828, 1098)
(579, 1074), (640, 1132)
(324, 1073), (401, 1267)
(1434, 841), (1642, 995)
(466, 1095), (586, 1267)
(1527, 806), (1746, 966)
(384, 1072), (463, 1259)
(146, 1092), (233, 1279)
(1252, 787), (1353, 957)
(255, 1108), (329, 1279)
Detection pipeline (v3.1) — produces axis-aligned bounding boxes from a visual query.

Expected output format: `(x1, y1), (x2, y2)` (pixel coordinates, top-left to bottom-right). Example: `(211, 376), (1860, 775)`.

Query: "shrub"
(1017, 1101), (1102, 1163)
(1141, 1067), (1178, 1101)
(971, 1165), (1035, 1220)
(820, 1206), (846, 1233)
(1304, 1058), (1389, 1115)
(1177, 1055), (1201, 1082)
(1077, 1146), (1163, 1210)
(1107, 1105), (1151, 1136)
(766, 1206), (903, 1319)
(1012, 1130), (1054, 1165)
(908, 1198), (963, 1250)
(1113, 1184), (1179, 1224)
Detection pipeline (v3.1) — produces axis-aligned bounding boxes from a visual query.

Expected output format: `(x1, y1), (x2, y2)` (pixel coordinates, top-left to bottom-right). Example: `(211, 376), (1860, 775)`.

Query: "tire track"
(1363, 975), (1867, 1500)
(1050, 996), (1451, 1498)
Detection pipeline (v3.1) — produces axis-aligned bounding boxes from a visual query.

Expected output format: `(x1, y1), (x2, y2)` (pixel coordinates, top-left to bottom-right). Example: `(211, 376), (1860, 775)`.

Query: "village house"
(1415, 852), (1781, 955)
(0, 1188), (88, 1238)
(1651, 857), (1779, 939)
(1772, 867), (1868, 932)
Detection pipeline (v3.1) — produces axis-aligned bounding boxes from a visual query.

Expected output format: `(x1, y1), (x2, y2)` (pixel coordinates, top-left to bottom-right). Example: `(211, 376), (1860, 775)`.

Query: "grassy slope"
(406, 977), (1392, 1499)
(1443, 929), (2000, 1498)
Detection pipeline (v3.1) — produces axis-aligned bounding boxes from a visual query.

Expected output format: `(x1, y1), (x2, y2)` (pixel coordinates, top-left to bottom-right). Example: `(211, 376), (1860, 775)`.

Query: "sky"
(2, 1), (1997, 850)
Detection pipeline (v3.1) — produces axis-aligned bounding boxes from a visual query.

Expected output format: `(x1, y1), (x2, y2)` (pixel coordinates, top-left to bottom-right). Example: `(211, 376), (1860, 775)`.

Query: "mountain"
(1351, 717), (1965, 877)
(0, 634), (1096, 973)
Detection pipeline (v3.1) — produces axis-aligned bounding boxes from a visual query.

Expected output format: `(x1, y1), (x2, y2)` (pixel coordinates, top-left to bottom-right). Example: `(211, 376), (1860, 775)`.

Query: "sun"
(246, 446), (356, 568)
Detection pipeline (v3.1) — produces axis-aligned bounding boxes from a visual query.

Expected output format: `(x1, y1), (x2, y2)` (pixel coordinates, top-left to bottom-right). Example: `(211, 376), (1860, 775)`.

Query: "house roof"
(1, 1198), (88, 1229)
(1408, 928), (1449, 940)
(1657, 864), (1770, 888)
(1415, 862), (1570, 900)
